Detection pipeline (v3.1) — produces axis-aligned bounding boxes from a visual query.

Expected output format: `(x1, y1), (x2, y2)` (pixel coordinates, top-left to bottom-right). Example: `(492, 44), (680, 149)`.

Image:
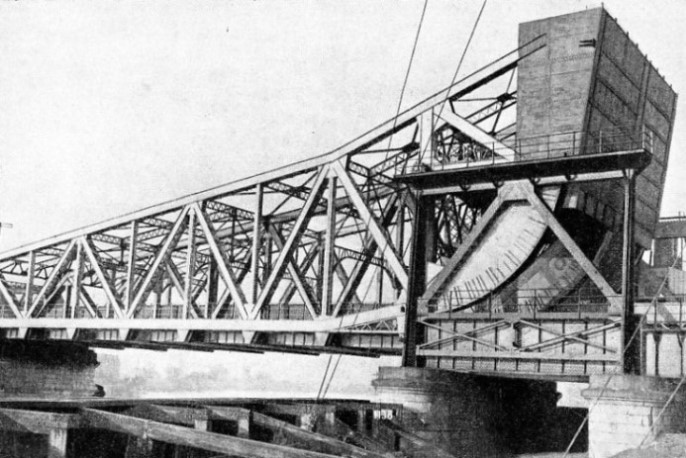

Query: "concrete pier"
(373, 367), (506, 457)
(583, 374), (686, 458)
(374, 367), (588, 457)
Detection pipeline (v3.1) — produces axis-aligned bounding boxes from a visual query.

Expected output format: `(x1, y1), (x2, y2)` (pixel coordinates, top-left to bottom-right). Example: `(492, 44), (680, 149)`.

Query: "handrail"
(437, 287), (618, 318)
(405, 126), (653, 174)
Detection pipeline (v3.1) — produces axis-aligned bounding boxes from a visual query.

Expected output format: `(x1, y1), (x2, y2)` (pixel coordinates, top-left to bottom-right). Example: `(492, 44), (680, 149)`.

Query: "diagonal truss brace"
(522, 185), (622, 312)
(331, 160), (407, 289)
(421, 183), (516, 305)
(268, 227), (318, 320)
(419, 319), (510, 351)
(0, 276), (22, 318)
(252, 167), (329, 319)
(80, 237), (126, 319)
(517, 319), (619, 353)
(128, 206), (191, 318)
(277, 244), (320, 310)
(165, 262), (201, 319)
(193, 203), (249, 320)
(419, 318), (620, 355)
(25, 240), (77, 318)
(332, 193), (400, 317)
(436, 106), (515, 160)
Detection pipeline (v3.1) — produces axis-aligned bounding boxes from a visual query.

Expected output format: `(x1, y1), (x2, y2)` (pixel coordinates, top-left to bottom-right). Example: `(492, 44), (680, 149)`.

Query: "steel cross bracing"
(0, 35), (546, 357)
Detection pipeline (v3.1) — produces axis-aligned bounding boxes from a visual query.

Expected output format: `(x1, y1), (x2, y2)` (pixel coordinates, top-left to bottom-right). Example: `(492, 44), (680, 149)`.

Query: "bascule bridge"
(0, 7), (682, 458)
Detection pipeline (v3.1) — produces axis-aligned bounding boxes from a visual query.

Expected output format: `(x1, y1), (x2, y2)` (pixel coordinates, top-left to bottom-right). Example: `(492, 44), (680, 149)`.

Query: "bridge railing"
(657, 215), (686, 224)
(0, 297), (398, 321)
(407, 127), (653, 173)
(439, 287), (618, 318)
(259, 301), (392, 320)
(635, 295), (686, 325)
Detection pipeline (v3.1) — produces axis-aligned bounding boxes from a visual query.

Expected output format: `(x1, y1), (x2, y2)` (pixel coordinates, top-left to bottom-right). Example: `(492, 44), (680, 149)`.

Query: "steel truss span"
(0, 6), (677, 384)
(0, 36), (545, 352)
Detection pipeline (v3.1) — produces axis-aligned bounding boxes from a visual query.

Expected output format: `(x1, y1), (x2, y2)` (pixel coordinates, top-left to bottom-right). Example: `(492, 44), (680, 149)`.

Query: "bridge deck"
(398, 148), (651, 191)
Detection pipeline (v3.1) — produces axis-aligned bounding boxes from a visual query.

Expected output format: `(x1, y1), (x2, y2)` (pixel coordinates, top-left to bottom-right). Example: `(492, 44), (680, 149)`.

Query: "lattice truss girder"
(0, 36), (545, 345)
(418, 315), (622, 378)
(0, 165), (411, 322)
(419, 317), (620, 355)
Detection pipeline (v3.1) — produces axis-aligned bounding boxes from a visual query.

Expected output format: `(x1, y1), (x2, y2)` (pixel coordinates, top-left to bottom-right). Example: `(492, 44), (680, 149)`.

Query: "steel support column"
(207, 258), (218, 316)
(125, 221), (138, 313)
(402, 191), (431, 367)
(321, 176), (337, 316)
(183, 210), (196, 319)
(251, 184), (264, 305)
(69, 241), (83, 318)
(23, 250), (35, 315)
(395, 201), (405, 299)
(622, 170), (637, 374)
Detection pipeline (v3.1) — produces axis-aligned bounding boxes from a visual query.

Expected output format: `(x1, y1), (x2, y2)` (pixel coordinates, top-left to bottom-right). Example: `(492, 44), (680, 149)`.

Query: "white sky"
(0, 0), (684, 253)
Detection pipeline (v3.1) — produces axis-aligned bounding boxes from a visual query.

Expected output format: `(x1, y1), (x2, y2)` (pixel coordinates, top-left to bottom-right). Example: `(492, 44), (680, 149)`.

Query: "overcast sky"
(0, 0), (684, 252)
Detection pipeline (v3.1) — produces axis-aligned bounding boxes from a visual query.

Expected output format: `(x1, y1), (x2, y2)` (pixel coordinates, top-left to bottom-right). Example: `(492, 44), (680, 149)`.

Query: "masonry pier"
(583, 374), (686, 458)
(374, 367), (588, 457)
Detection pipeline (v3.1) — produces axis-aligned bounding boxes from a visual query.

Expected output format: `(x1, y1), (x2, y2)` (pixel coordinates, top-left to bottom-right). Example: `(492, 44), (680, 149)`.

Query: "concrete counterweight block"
(373, 367), (506, 458)
(583, 374), (686, 458)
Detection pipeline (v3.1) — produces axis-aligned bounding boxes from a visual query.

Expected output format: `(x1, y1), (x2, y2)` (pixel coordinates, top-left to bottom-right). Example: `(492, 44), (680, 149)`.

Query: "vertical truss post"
(402, 191), (430, 367)
(69, 241), (83, 318)
(316, 234), (324, 304)
(395, 200), (405, 299)
(251, 184), (264, 306)
(24, 250), (35, 315)
(376, 265), (384, 306)
(230, 210), (236, 262)
(263, 218), (273, 281)
(207, 258), (219, 314)
(426, 199), (437, 264)
(183, 210), (196, 319)
(155, 271), (164, 318)
(419, 109), (434, 167)
(61, 285), (70, 319)
(322, 175), (337, 316)
(125, 221), (138, 313)
(622, 170), (637, 374)
(443, 197), (458, 256)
